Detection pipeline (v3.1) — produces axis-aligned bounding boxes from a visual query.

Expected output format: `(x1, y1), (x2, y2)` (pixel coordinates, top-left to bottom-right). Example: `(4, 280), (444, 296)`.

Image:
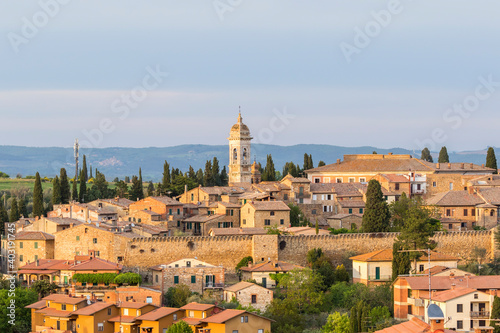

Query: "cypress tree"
(392, 241), (411, 280)
(438, 146), (449, 163)
(262, 154), (276, 181)
(52, 176), (61, 205)
(9, 198), (19, 222)
(220, 166), (228, 186)
(138, 168), (144, 200)
(147, 181), (155, 197)
(0, 200), (8, 234)
(89, 165), (93, 179)
(129, 176), (142, 201)
(486, 147), (498, 174)
(162, 161), (171, 191)
(212, 157), (221, 186)
(303, 153), (310, 170)
(72, 179), (78, 202)
(421, 147), (433, 162)
(188, 166), (196, 180)
(362, 179), (390, 232)
(196, 169), (204, 186)
(33, 172), (44, 218)
(19, 198), (28, 218)
(78, 170), (86, 203)
(60, 168), (70, 204)
(82, 155), (88, 181)
(203, 160), (213, 187)
(490, 296), (500, 332)
(309, 154), (313, 169)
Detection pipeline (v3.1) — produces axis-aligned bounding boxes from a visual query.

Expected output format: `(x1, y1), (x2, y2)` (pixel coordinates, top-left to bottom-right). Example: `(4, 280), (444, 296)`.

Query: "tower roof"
(229, 112), (252, 139)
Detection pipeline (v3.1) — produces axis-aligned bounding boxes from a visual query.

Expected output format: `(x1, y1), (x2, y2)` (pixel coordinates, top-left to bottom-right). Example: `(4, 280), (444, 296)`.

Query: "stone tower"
(228, 112), (252, 185)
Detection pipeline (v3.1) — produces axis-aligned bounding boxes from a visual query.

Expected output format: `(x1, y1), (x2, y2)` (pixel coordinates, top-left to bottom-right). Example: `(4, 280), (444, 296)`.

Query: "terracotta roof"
(44, 217), (83, 225)
(108, 315), (137, 323)
(119, 301), (155, 309)
(178, 317), (202, 325)
(328, 213), (363, 219)
(133, 210), (161, 216)
(240, 261), (304, 272)
(36, 307), (74, 318)
(42, 294), (88, 305)
(218, 202), (242, 208)
(182, 214), (224, 223)
(378, 174), (410, 183)
(209, 227), (267, 236)
(15, 231), (55, 240)
(375, 316), (455, 333)
(150, 258), (216, 270)
(224, 281), (258, 292)
(201, 187), (245, 195)
(403, 275), (500, 290)
(350, 249), (458, 262)
(132, 224), (168, 234)
(306, 156), (434, 173)
(149, 196), (182, 206)
(426, 191), (485, 206)
(19, 259), (73, 271)
(98, 198), (134, 208)
(136, 307), (180, 320)
(281, 175), (310, 183)
(71, 258), (122, 271)
(72, 302), (114, 315)
(478, 187), (500, 205)
(201, 309), (246, 323)
(237, 192), (271, 200)
(423, 287), (478, 302)
(253, 182), (290, 192)
(247, 201), (290, 211)
(180, 302), (215, 311)
(25, 300), (47, 309)
(310, 183), (336, 193)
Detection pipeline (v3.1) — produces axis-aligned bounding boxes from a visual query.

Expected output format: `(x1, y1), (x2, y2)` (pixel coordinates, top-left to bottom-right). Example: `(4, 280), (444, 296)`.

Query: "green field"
(0, 178), (53, 192)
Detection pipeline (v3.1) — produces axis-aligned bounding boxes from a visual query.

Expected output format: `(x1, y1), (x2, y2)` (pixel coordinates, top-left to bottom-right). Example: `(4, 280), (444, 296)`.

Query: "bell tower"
(228, 111), (252, 185)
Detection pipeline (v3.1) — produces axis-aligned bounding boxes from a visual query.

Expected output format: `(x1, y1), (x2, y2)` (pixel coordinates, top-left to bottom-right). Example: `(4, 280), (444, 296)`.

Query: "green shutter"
(174, 276), (179, 284)
(191, 276), (196, 284)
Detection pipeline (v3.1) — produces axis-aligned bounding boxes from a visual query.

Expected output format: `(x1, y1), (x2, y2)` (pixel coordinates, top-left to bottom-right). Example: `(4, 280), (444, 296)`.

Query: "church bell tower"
(228, 111), (252, 185)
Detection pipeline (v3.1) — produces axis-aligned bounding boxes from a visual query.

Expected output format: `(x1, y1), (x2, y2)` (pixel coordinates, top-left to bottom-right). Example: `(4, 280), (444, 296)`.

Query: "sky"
(1, 1), (500, 152)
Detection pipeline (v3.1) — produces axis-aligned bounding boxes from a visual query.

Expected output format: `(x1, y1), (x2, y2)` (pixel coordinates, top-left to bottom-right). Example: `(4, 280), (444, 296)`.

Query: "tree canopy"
(362, 180), (390, 232)
(438, 146), (449, 163)
(420, 147), (433, 162)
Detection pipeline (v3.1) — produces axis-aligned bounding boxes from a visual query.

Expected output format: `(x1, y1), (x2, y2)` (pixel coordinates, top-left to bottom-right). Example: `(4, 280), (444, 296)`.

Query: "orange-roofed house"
(137, 307), (185, 333)
(199, 309), (272, 333)
(109, 302), (157, 333)
(30, 294), (88, 333)
(239, 261), (305, 288)
(350, 249), (458, 285)
(73, 302), (119, 333)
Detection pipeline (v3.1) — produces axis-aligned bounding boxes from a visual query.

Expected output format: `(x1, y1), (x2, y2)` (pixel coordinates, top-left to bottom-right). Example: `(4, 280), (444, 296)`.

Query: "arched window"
(233, 148), (237, 161)
(243, 148), (247, 161)
(491, 210), (495, 217)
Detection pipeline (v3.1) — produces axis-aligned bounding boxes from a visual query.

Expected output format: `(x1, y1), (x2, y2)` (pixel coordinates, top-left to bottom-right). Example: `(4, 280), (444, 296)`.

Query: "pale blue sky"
(1, 1), (499, 151)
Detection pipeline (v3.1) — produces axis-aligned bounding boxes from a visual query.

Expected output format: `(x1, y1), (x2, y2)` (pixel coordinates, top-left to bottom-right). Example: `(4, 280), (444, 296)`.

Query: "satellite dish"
(86, 295), (91, 305)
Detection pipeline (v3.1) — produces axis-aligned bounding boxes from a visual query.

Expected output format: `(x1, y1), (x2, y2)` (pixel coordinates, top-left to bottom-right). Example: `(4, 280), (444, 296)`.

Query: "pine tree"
(438, 146), (449, 163)
(212, 157), (221, 186)
(220, 166), (228, 186)
(362, 179), (390, 232)
(421, 147), (433, 162)
(262, 154), (276, 181)
(19, 198), (28, 218)
(486, 147), (498, 174)
(138, 168), (145, 200)
(52, 176), (61, 205)
(33, 172), (44, 218)
(317, 160), (326, 167)
(78, 170), (86, 203)
(203, 160), (213, 187)
(59, 168), (70, 204)
(129, 176), (143, 201)
(71, 179), (78, 201)
(82, 155), (88, 181)
(9, 198), (19, 222)
(490, 296), (500, 333)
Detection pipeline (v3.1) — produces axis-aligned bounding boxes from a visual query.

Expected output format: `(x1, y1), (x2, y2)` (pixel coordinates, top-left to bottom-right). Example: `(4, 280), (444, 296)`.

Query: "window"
(169, 209), (172, 215)
(408, 305), (412, 315)
(76, 236), (80, 241)
(395, 183), (400, 190)
(327, 194), (332, 200)
(191, 276), (196, 284)
(348, 208), (353, 214)
(34, 242), (38, 249)
(191, 194), (194, 201)
(433, 181), (437, 187)
(174, 276), (179, 284)
(449, 182), (453, 190)
(85, 228), (88, 233)
(243, 219), (246, 225)
(448, 224), (452, 230)
(446, 209), (451, 217)
(311, 209), (316, 215)
(108, 308), (112, 315)
(155, 274), (159, 283)
(417, 184), (421, 191)
(280, 219), (284, 225)
(464, 209), (468, 216)
(19, 255), (23, 262)
(479, 320), (486, 327)
(314, 178), (320, 183)
(457, 304), (463, 313)
(177, 208), (180, 215)
(284, 194), (288, 200)
(138, 218), (141, 223)
(419, 265), (424, 272)
(93, 238), (97, 244)
(264, 219), (271, 226)
(258, 330), (264, 333)
(461, 222), (466, 228)
(186, 261), (191, 267)
(232, 331), (238, 333)
(491, 210), (495, 217)
(61, 304), (66, 310)
(241, 316), (244, 323)
(299, 187), (304, 195)
(245, 316), (248, 322)
(270, 211), (275, 216)
(336, 178), (342, 183)
(251, 295), (257, 303)
(188, 311), (194, 318)
(98, 323), (104, 331)
(173, 314), (177, 321)
(20, 242), (23, 249)
(123, 309), (129, 316)
(474, 294), (478, 299)
(146, 296), (152, 303)
(359, 208), (363, 214)
(348, 177), (355, 183)
(457, 320), (463, 329)
(472, 208), (476, 216)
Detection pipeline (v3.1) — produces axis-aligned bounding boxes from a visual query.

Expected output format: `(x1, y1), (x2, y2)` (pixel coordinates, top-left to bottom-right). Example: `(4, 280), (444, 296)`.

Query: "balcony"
(470, 311), (490, 318)
(367, 275), (392, 282)
(204, 283), (224, 289)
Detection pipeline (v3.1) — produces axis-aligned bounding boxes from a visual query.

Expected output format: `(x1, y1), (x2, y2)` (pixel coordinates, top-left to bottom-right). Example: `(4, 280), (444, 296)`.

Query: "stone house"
(207, 201), (242, 227)
(130, 224), (169, 237)
(128, 196), (184, 222)
(50, 202), (118, 223)
(127, 209), (163, 225)
(54, 223), (141, 263)
(0, 231), (55, 274)
(327, 213), (363, 230)
(89, 197), (133, 218)
(224, 281), (273, 311)
(181, 214), (228, 236)
(178, 186), (245, 205)
(240, 201), (290, 229)
(150, 258), (225, 294)
(240, 260), (304, 288)
(350, 249), (458, 285)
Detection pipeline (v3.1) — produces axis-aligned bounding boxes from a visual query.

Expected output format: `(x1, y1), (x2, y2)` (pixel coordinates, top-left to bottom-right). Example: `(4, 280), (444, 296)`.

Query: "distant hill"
(0, 145), (493, 181)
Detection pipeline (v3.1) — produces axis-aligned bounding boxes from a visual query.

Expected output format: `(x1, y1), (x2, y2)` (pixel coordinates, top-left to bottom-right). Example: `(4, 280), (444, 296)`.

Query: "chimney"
(461, 163), (464, 169)
(336, 159), (341, 164)
(471, 163), (474, 169)
(482, 164), (485, 168)
(36, 259), (40, 266)
(451, 283), (456, 290)
(447, 163), (451, 169)
(436, 163), (440, 169)
(247, 262), (252, 268)
(184, 184), (188, 194)
(388, 152), (393, 155)
(430, 318), (445, 332)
